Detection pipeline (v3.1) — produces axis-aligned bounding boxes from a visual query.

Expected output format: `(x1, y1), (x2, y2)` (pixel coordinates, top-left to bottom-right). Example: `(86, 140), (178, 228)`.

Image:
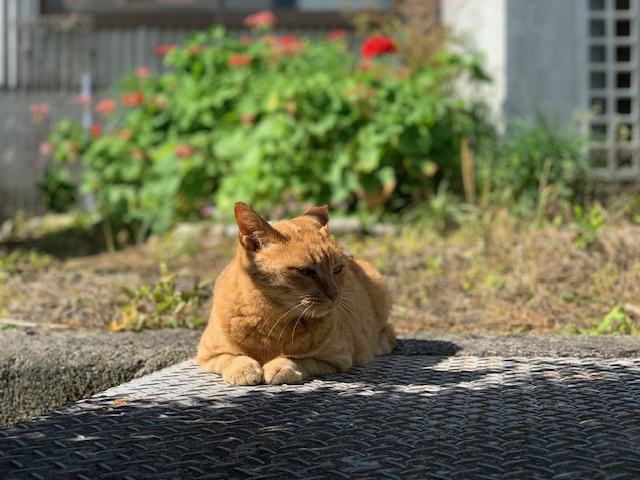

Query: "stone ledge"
(2, 328), (640, 428)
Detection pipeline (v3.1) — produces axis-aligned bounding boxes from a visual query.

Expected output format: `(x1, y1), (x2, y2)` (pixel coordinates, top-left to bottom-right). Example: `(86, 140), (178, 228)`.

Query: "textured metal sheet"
(2, 356), (640, 479)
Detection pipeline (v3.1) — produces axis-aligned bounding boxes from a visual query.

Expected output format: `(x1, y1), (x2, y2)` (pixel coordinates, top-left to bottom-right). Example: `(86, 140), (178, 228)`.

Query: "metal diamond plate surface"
(2, 356), (640, 479)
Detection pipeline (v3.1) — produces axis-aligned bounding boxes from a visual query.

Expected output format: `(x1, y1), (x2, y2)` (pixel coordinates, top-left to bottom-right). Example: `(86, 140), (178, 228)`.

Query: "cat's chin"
(308, 302), (339, 318)
(293, 302), (336, 319)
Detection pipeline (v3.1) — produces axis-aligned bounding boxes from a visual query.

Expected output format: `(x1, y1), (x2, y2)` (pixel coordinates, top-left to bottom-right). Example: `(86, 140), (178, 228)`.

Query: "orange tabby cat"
(197, 202), (396, 385)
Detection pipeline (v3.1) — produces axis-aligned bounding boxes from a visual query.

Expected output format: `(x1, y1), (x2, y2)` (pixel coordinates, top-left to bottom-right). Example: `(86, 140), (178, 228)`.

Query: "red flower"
(175, 144), (194, 157)
(227, 54), (253, 68)
(243, 10), (276, 29)
(155, 44), (176, 56)
(95, 98), (117, 115)
(135, 66), (151, 79)
(326, 29), (347, 42)
(279, 35), (304, 55)
(241, 36), (252, 46)
(345, 83), (374, 99)
(361, 35), (397, 58)
(121, 91), (144, 106)
(91, 123), (102, 138)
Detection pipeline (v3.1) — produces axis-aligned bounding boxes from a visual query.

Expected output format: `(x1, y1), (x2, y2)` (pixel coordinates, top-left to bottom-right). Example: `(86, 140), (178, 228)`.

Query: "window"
(40, 0), (390, 27)
(587, 0), (640, 177)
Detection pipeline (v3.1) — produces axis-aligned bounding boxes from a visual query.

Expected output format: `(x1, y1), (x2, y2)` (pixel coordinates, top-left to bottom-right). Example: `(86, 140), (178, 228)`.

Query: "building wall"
(442, 0), (588, 128)
(504, 0), (588, 127)
(441, 0), (507, 126)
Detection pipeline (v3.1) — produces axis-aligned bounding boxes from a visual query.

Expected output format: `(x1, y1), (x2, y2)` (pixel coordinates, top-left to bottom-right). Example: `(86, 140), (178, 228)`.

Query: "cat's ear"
(303, 205), (329, 228)
(234, 202), (283, 252)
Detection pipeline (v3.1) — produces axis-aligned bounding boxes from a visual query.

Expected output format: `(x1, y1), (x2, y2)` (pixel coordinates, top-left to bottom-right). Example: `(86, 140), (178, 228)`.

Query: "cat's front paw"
(263, 357), (303, 385)
(223, 356), (263, 385)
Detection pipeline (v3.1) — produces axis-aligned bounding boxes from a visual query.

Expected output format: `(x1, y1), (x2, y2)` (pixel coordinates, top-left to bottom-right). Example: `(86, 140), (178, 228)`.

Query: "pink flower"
(155, 44), (176, 56)
(64, 141), (80, 157)
(175, 144), (194, 157)
(326, 29), (347, 42)
(265, 35), (304, 56)
(135, 66), (151, 79)
(361, 35), (397, 58)
(29, 103), (49, 123)
(133, 149), (146, 161)
(39, 142), (54, 156)
(95, 98), (117, 115)
(121, 91), (144, 106)
(74, 94), (92, 106)
(243, 10), (276, 29)
(357, 57), (373, 71)
(150, 94), (168, 110)
(240, 113), (256, 125)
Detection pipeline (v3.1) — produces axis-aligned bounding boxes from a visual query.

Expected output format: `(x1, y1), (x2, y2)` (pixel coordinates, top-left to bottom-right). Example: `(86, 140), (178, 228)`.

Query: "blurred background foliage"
(37, 4), (592, 246)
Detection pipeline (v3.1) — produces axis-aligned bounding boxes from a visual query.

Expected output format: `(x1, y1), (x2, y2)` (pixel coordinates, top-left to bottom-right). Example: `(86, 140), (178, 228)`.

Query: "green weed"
(111, 263), (211, 331)
(0, 250), (54, 283)
(577, 306), (638, 335)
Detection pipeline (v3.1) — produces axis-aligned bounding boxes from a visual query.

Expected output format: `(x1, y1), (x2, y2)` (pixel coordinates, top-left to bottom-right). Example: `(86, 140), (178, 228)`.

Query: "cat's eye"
(298, 268), (316, 277)
(333, 266), (344, 275)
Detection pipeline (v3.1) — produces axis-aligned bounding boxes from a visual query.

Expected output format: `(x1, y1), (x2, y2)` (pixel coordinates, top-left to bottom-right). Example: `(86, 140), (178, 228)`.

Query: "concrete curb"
(2, 328), (640, 428)
(0, 329), (200, 428)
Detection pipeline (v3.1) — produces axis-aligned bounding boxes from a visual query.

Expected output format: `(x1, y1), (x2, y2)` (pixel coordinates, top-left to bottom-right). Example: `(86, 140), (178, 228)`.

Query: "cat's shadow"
(314, 338), (479, 388)
(391, 338), (460, 357)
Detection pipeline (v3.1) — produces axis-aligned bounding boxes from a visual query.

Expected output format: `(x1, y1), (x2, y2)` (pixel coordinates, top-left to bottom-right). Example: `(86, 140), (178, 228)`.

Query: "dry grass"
(1, 213), (639, 335)
(351, 212), (640, 335)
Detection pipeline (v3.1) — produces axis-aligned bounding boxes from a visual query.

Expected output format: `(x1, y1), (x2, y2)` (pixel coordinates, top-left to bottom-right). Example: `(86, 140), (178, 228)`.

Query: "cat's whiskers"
(289, 305), (313, 345)
(277, 305), (303, 344)
(266, 302), (304, 338)
(338, 294), (367, 331)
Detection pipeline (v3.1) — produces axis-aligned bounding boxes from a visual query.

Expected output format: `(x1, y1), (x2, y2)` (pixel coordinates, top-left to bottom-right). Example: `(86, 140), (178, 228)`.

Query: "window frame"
(39, 0), (353, 28)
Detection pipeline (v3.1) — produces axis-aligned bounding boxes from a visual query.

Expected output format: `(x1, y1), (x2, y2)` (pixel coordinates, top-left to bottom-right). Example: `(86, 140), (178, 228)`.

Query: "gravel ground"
(3, 327), (640, 428)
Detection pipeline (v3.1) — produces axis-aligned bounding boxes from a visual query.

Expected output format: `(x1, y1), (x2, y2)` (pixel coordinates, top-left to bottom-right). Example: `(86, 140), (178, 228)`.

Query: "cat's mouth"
(298, 296), (339, 317)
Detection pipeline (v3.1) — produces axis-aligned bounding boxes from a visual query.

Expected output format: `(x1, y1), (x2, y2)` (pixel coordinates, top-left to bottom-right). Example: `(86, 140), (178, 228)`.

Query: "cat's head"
(234, 202), (348, 317)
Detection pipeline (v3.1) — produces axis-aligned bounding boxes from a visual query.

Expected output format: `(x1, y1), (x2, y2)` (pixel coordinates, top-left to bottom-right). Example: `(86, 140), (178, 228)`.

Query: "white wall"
(442, 0), (588, 128)
(441, 0), (507, 126)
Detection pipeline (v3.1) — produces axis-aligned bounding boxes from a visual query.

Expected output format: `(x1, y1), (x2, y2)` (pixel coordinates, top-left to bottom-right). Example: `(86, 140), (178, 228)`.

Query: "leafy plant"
(39, 17), (490, 240)
(480, 115), (588, 215)
(36, 168), (78, 213)
(402, 181), (477, 234)
(110, 263), (211, 331)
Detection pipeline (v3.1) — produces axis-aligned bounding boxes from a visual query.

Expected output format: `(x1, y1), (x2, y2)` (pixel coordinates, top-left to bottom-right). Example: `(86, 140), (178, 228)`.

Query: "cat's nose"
(323, 282), (339, 302)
